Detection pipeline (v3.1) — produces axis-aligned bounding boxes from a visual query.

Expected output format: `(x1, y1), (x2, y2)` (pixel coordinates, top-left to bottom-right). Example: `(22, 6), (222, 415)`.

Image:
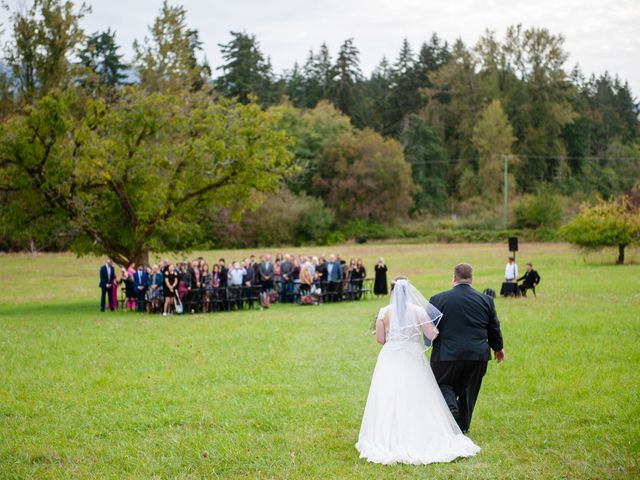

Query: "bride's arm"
(420, 311), (439, 341)
(375, 311), (387, 345)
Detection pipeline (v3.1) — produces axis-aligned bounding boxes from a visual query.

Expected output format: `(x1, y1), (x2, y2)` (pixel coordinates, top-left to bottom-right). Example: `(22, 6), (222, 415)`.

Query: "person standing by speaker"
(504, 256), (518, 283)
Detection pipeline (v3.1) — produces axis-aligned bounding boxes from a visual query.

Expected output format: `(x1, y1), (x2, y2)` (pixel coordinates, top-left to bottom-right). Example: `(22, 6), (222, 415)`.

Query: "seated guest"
(518, 263), (541, 297)
(134, 263), (148, 312)
(163, 264), (178, 316)
(99, 258), (116, 312)
(504, 256), (518, 283)
(147, 265), (164, 313)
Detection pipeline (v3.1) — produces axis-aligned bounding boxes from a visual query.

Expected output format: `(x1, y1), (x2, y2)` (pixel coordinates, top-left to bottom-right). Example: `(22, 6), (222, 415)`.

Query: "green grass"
(0, 242), (639, 479)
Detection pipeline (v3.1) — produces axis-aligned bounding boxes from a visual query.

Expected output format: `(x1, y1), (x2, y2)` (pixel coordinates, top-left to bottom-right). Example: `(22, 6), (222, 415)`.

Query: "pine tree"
(79, 29), (128, 91)
(216, 31), (274, 105)
(328, 38), (365, 126)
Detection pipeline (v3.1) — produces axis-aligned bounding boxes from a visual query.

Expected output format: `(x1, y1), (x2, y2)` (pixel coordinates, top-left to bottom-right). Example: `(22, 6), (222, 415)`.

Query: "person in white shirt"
(504, 257), (518, 282)
(229, 261), (247, 309)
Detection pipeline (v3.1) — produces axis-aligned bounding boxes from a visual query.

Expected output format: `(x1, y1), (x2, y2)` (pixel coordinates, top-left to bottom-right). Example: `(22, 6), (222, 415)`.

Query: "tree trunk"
(134, 250), (150, 267)
(617, 244), (625, 265)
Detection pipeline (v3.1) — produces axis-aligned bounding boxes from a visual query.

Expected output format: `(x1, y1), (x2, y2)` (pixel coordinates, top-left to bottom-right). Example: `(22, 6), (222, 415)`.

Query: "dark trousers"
(100, 287), (115, 311)
(281, 280), (293, 303)
(136, 288), (146, 312)
(328, 281), (341, 302)
(430, 360), (488, 432)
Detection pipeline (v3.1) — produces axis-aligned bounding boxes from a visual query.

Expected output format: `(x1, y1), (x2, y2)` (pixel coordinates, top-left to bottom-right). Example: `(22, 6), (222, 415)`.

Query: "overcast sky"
(3, 0), (640, 96)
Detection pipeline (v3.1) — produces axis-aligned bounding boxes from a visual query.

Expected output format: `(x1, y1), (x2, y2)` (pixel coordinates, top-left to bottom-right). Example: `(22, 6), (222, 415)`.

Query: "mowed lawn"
(0, 242), (639, 479)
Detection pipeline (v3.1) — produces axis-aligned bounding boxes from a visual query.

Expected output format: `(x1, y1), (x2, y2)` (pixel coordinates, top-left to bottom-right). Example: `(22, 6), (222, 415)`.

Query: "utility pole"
(503, 155), (509, 230)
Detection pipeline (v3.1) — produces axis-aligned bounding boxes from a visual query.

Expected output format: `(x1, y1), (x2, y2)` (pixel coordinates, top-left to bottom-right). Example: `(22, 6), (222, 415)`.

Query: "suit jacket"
(518, 270), (540, 288)
(429, 284), (504, 362)
(134, 270), (148, 290)
(99, 265), (115, 288)
(259, 261), (274, 279)
(326, 262), (342, 282)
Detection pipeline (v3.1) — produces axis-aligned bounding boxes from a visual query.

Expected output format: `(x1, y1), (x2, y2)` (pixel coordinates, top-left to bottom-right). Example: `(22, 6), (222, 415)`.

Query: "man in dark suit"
(99, 258), (116, 311)
(429, 263), (505, 433)
(518, 263), (541, 297)
(133, 264), (148, 313)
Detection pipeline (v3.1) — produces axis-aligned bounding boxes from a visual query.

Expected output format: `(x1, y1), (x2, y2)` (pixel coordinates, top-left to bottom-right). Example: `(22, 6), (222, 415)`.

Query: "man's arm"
(487, 297), (504, 354)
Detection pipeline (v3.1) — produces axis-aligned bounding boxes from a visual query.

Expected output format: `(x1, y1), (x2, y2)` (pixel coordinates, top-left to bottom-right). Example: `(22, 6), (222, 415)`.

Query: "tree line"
(0, 0), (639, 263)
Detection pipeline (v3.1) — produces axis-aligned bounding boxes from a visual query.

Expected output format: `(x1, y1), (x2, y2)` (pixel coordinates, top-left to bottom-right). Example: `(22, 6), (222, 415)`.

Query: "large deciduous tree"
(561, 193), (640, 264)
(472, 99), (518, 202)
(311, 129), (415, 223)
(4, 0), (89, 103)
(0, 88), (293, 265)
(133, 1), (210, 93)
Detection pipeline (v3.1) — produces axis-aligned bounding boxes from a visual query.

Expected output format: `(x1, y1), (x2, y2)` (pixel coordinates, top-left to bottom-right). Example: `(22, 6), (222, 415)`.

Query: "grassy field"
(0, 242), (639, 479)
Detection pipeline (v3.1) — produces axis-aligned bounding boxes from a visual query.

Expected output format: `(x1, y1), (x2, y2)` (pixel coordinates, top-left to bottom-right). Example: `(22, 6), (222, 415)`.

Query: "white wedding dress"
(356, 281), (480, 465)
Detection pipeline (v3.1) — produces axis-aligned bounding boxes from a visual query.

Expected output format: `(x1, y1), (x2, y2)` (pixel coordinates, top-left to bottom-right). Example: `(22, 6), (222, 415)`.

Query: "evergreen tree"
(328, 38), (365, 126)
(216, 31), (274, 105)
(402, 115), (449, 213)
(387, 38), (422, 135)
(79, 29), (128, 92)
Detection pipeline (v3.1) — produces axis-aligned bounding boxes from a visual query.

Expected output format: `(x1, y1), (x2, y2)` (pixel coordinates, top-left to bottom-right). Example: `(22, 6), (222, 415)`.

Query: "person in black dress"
(163, 264), (178, 316)
(351, 258), (366, 300)
(373, 257), (388, 297)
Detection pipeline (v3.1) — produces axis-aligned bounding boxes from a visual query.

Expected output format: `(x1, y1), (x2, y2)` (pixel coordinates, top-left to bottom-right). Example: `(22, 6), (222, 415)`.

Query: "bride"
(356, 277), (480, 465)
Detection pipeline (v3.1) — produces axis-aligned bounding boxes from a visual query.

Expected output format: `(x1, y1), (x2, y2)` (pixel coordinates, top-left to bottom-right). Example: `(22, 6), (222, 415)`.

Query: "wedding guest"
(346, 259), (357, 300)
(243, 259), (256, 309)
(374, 257), (388, 296)
(177, 263), (189, 302)
(505, 256), (518, 283)
(217, 258), (229, 310)
(351, 258), (366, 300)
(201, 263), (212, 312)
(518, 263), (541, 297)
(228, 261), (246, 310)
(280, 254), (294, 303)
(163, 264), (178, 316)
(300, 258), (313, 296)
(273, 258), (282, 293)
(258, 254), (275, 308)
(99, 258), (116, 312)
(134, 263), (148, 312)
(316, 256), (327, 286)
(111, 268), (119, 310)
(211, 263), (222, 311)
(125, 263), (136, 311)
(326, 254), (343, 302)
(259, 254), (275, 292)
(147, 265), (164, 313)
